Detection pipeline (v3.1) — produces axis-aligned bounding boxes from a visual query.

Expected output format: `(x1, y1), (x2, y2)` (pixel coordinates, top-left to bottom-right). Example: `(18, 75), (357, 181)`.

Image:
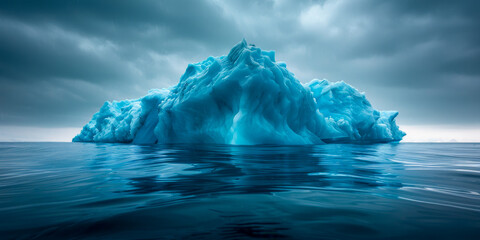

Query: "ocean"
(0, 142), (479, 239)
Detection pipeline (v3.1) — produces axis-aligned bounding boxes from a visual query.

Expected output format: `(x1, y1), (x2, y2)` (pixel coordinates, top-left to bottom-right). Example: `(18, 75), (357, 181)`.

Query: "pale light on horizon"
(0, 126), (81, 142)
(401, 125), (480, 143)
(1, 125), (479, 143)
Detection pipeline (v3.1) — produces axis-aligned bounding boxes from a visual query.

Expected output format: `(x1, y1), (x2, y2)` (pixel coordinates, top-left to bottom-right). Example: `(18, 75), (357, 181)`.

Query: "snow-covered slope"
(73, 40), (405, 144)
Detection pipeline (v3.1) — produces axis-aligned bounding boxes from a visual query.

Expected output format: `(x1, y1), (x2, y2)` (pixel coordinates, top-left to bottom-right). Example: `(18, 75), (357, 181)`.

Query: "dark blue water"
(0, 143), (479, 239)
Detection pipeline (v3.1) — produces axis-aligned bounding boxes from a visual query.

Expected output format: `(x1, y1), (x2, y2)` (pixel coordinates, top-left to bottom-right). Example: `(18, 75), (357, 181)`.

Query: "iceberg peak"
(227, 38), (248, 63)
(73, 40), (405, 144)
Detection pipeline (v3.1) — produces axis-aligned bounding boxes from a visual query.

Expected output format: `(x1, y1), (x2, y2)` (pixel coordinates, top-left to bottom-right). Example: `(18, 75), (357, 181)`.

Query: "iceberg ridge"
(73, 40), (405, 144)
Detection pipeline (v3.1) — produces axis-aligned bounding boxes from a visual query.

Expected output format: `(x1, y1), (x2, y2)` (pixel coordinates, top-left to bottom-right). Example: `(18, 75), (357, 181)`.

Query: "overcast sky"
(0, 0), (479, 141)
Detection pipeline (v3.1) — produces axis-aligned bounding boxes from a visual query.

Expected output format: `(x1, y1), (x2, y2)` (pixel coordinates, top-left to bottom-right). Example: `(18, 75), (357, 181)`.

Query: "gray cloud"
(0, 0), (478, 128)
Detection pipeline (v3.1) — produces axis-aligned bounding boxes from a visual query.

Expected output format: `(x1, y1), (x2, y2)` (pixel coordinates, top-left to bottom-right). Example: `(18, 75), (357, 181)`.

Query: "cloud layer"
(0, 0), (479, 128)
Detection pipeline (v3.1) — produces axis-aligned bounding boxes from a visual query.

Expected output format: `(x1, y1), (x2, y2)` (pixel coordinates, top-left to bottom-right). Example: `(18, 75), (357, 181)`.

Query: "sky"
(0, 0), (479, 142)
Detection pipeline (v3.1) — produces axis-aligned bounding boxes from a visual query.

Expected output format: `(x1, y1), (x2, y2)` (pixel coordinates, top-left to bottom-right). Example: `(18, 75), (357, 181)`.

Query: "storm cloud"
(0, 0), (479, 133)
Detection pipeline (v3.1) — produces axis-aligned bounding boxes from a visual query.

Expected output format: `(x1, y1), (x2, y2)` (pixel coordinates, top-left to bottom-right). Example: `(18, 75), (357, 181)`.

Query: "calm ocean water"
(0, 142), (479, 239)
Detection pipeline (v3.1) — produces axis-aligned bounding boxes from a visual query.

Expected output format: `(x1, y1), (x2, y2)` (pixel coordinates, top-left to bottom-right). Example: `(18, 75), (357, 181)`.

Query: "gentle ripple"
(0, 142), (479, 239)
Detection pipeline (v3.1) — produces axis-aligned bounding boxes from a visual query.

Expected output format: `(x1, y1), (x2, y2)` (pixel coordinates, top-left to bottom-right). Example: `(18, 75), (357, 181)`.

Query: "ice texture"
(72, 89), (169, 143)
(73, 40), (405, 144)
(306, 79), (404, 143)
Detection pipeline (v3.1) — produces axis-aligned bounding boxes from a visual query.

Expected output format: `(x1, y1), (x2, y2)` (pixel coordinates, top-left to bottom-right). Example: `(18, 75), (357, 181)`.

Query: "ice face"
(72, 89), (169, 143)
(306, 79), (405, 142)
(73, 40), (405, 144)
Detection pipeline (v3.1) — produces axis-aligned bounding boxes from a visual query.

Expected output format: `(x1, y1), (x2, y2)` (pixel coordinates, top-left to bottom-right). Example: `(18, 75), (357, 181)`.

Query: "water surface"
(0, 143), (479, 239)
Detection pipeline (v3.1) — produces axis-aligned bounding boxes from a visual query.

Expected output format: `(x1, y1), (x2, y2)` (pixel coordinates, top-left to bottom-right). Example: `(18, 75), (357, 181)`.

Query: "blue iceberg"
(73, 40), (405, 144)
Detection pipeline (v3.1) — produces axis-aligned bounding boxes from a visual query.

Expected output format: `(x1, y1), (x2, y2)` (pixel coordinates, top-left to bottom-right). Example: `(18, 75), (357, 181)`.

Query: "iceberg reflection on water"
(1, 142), (479, 239)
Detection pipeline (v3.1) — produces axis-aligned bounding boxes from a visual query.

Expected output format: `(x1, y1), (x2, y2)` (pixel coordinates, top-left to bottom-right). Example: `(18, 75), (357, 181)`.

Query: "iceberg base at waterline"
(73, 40), (405, 145)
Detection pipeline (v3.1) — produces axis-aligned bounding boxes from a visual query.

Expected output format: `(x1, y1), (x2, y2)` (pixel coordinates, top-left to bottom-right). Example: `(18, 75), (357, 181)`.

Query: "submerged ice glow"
(73, 40), (405, 144)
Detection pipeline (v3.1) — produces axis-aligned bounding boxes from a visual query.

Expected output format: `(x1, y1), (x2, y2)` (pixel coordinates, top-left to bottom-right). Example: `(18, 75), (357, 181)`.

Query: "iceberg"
(73, 40), (405, 144)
